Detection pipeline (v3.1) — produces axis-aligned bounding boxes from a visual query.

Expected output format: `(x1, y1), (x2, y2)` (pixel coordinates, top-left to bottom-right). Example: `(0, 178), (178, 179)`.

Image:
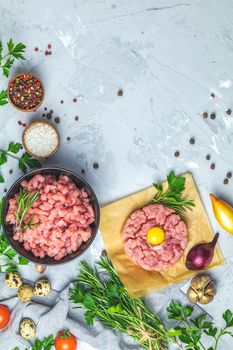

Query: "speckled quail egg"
(34, 279), (51, 297)
(5, 271), (23, 289)
(18, 284), (34, 302)
(19, 318), (36, 340)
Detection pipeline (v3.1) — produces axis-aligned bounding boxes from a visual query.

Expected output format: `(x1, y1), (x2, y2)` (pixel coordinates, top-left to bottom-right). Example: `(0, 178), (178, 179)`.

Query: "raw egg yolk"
(147, 227), (165, 246)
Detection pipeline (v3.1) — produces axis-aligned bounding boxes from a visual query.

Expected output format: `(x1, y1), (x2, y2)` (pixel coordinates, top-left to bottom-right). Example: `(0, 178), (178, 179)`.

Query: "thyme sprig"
(152, 172), (195, 216)
(14, 188), (40, 231)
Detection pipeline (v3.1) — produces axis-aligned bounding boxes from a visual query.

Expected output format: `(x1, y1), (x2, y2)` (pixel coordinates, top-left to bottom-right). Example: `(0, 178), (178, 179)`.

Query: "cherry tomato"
(0, 304), (11, 329)
(54, 330), (77, 350)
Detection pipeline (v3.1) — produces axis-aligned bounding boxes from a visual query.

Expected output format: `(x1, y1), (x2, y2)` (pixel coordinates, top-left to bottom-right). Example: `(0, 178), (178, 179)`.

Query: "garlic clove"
(191, 274), (211, 290)
(187, 287), (199, 304)
(205, 281), (217, 296)
(199, 294), (214, 304)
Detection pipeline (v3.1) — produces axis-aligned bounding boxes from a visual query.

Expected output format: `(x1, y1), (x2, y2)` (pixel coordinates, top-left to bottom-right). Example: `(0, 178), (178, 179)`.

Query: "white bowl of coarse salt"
(22, 122), (60, 158)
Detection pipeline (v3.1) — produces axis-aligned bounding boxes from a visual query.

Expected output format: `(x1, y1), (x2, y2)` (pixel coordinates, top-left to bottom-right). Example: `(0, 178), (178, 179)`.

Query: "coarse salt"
(23, 123), (59, 157)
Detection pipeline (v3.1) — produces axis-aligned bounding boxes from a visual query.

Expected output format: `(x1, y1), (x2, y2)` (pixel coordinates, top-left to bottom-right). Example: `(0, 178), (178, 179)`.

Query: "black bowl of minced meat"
(1, 167), (100, 266)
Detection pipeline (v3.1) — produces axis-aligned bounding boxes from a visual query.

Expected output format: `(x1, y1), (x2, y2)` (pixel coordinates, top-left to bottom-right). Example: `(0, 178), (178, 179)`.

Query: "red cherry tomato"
(54, 330), (77, 350)
(0, 304), (11, 329)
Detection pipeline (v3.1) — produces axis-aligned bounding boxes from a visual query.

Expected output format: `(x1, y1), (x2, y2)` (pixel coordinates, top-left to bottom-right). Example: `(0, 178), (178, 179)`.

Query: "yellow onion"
(210, 193), (233, 234)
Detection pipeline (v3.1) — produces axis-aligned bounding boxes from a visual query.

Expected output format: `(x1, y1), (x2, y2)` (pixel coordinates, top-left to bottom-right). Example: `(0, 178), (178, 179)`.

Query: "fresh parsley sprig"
(12, 336), (54, 350)
(167, 300), (233, 350)
(0, 89), (8, 106)
(152, 171), (195, 216)
(0, 141), (41, 182)
(0, 38), (26, 77)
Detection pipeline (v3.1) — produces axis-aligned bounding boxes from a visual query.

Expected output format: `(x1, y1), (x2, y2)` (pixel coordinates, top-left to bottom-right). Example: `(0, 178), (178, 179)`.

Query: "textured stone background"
(1, 0), (233, 348)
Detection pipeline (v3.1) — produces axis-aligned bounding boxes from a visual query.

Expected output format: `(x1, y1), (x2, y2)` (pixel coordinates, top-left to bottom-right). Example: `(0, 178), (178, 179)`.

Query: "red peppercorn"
(210, 163), (215, 170)
(73, 98), (77, 103)
(45, 50), (49, 56)
(34, 47), (39, 52)
(48, 44), (52, 49)
(23, 123), (26, 127)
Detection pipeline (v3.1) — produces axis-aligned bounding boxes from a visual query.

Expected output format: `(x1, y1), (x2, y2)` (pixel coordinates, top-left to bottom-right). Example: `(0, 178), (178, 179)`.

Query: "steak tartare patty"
(5, 174), (95, 261)
(122, 204), (188, 271)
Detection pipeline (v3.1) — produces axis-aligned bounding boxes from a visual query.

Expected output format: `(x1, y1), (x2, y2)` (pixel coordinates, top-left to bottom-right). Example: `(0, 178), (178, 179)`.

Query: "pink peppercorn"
(73, 98), (77, 103)
(45, 50), (49, 56)
(48, 44), (52, 49)
(34, 47), (39, 52)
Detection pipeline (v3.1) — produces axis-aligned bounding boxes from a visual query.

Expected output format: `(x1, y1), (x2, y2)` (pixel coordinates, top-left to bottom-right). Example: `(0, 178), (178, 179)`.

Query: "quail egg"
(34, 279), (51, 297)
(5, 271), (23, 289)
(18, 284), (34, 302)
(19, 318), (36, 339)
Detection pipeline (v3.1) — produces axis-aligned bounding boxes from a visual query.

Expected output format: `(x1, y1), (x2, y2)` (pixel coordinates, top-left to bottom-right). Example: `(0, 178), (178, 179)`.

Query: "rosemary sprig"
(14, 188), (40, 231)
(152, 171), (195, 216)
(70, 256), (173, 350)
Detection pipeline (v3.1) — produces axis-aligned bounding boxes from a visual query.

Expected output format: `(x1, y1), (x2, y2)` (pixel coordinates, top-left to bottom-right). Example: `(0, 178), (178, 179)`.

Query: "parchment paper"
(100, 173), (224, 298)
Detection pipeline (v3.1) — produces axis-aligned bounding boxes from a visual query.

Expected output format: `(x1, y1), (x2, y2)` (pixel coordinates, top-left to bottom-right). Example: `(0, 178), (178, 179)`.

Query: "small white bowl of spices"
(22, 122), (60, 158)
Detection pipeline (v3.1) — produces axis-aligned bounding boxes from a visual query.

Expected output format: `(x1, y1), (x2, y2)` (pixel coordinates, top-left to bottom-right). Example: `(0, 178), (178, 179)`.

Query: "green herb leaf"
(204, 326), (218, 338)
(9, 42), (26, 60)
(0, 174), (4, 183)
(182, 305), (193, 317)
(2, 57), (14, 77)
(8, 142), (23, 154)
(223, 309), (233, 327)
(7, 38), (14, 52)
(19, 152), (41, 173)
(167, 300), (182, 320)
(85, 310), (95, 325)
(0, 90), (8, 106)
(192, 314), (207, 328)
(167, 328), (183, 337)
(108, 303), (123, 314)
(83, 292), (95, 309)
(0, 151), (7, 165)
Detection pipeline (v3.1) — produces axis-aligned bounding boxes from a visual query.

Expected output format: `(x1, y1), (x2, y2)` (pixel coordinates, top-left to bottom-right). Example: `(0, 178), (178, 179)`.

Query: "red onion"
(186, 233), (219, 270)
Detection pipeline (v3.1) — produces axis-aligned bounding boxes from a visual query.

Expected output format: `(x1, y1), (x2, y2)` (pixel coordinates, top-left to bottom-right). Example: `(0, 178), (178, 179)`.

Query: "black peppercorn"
(210, 113), (216, 120)
(174, 151), (180, 157)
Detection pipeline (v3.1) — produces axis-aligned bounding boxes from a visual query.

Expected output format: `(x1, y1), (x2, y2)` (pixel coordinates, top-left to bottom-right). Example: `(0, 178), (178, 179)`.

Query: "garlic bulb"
(187, 274), (216, 304)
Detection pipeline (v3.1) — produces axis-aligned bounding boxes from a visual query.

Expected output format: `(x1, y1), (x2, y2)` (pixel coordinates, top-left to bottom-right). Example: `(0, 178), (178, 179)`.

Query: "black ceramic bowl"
(1, 167), (100, 265)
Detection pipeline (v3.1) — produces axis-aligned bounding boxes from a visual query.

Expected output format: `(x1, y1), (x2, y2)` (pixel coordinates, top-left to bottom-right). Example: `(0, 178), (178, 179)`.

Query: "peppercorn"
(48, 44), (52, 49)
(50, 109), (53, 114)
(73, 98), (77, 103)
(174, 151), (180, 157)
(46, 113), (52, 119)
(67, 137), (71, 141)
(54, 117), (60, 124)
(81, 169), (85, 174)
(189, 138), (195, 145)
(210, 92), (215, 98)
(226, 109), (232, 115)
(34, 47), (39, 52)
(75, 116), (79, 121)
(206, 154), (211, 160)
(44, 107), (47, 111)
(224, 178), (229, 185)
(9, 169), (13, 174)
(227, 172), (232, 179)
(117, 89), (123, 96)
(202, 112), (208, 119)
(60, 100), (64, 104)
(42, 114), (45, 117)
(210, 163), (215, 170)
(93, 163), (99, 169)
(4, 189), (7, 193)
(210, 113), (216, 120)
(8, 73), (43, 111)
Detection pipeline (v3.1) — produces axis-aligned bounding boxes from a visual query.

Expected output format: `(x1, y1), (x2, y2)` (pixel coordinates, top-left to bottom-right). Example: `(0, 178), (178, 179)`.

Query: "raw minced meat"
(5, 174), (95, 261)
(122, 204), (188, 271)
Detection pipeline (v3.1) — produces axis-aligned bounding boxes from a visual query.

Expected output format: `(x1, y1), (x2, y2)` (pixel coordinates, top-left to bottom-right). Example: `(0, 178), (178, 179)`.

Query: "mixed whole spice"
(8, 73), (44, 110)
